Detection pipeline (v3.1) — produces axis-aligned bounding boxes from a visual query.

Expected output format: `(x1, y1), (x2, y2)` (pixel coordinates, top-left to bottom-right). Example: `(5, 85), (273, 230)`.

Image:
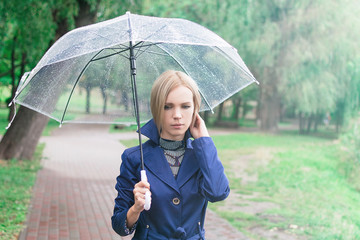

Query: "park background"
(0, 0), (360, 239)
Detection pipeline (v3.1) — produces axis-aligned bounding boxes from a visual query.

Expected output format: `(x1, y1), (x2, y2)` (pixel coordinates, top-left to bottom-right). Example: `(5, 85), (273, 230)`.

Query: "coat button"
(172, 197), (180, 205)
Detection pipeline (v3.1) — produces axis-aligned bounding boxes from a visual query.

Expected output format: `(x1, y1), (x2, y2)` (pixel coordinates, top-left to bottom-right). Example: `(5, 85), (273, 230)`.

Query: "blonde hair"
(150, 70), (201, 134)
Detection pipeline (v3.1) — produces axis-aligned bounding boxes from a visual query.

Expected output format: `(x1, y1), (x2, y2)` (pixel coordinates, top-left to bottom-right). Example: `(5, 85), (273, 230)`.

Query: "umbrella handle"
(140, 170), (151, 211)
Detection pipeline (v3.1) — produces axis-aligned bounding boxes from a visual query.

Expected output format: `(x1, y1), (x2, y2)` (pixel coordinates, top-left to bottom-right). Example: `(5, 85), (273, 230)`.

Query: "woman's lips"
(171, 124), (183, 129)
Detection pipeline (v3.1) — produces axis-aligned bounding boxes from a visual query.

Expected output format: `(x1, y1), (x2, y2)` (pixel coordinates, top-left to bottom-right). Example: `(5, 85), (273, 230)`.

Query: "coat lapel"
(144, 146), (180, 194)
(140, 119), (199, 193)
(176, 150), (200, 188)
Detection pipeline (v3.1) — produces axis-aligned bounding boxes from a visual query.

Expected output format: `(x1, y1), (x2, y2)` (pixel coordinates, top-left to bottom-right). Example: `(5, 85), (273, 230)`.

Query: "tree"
(239, 0), (360, 133)
(0, 0), (56, 120)
(0, 0), (99, 160)
(0, 0), (149, 160)
(144, 0), (258, 125)
(279, 0), (360, 133)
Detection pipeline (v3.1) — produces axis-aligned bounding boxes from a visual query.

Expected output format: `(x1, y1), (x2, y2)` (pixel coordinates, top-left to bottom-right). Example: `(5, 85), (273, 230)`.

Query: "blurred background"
(1, 0), (359, 136)
(0, 0), (359, 239)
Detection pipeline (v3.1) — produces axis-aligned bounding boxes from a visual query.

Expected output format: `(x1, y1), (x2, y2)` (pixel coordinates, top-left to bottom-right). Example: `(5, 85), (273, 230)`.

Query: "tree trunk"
(8, 36), (17, 121)
(86, 85), (91, 113)
(203, 111), (210, 125)
(0, 108), (49, 160)
(232, 96), (241, 122)
(306, 113), (314, 134)
(242, 100), (251, 119)
(0, 1), (98, 160)
(75, 0), (99, 28)
(259, 68), (280, 132)
(216, 102), (224, 121)
(101, 87), (107, 114)
(299, 112), (305, 134)
(256, 97), (261, 127)
(8, 52), (27, 122)
(314, 112), (321, 132)
(122, 92), (129, 111)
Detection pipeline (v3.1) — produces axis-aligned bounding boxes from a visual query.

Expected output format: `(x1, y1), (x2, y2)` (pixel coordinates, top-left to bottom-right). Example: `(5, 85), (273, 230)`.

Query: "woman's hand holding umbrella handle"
(190, 113), (210, 139)
(130, 172), (151, 211)
(126, 177), (151, 229)
(141, 170), (151, 211)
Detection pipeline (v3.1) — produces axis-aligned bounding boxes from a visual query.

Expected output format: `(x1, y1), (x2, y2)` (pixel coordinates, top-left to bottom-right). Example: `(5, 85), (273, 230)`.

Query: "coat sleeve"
(192, 137), (230, 202)
(111, 150), (139, 236)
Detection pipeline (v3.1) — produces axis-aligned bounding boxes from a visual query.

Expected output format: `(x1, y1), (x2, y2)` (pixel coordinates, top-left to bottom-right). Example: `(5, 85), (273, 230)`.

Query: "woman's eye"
(183, 105), (191, 109)
(164, 105), (171, 110)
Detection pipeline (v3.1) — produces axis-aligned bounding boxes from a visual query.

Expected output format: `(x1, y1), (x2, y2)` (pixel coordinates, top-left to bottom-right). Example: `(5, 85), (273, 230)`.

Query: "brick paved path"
(19, 124), (247, 240)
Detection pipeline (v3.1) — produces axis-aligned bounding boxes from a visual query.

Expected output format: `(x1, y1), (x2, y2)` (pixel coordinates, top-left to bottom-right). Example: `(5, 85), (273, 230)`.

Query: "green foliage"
(1, 0), (56, 65)
(97, 0), (145, 20)
(0, 108), (9, 135)
(242, 0), (360, 130)
(1, 0), (359, 131)
(340, 115), (360, 166)
(0, 145), (43, 240)
(0, 87), (10, 105)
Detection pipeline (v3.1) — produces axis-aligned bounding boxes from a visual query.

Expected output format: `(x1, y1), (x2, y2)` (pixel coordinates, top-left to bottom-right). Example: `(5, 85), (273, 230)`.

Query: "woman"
(112, 70), (230, 239)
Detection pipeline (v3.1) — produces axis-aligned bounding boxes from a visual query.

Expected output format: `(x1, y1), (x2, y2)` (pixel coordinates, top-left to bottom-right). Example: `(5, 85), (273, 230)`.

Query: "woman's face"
(160, 85), (194, 141)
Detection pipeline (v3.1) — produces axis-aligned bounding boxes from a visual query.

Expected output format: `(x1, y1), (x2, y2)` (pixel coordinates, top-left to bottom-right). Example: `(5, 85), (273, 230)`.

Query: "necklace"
(164, 152), (185, 167)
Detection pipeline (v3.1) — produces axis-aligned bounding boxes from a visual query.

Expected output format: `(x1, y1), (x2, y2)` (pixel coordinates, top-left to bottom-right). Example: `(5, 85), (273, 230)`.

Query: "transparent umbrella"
(10, 12), (258, 210)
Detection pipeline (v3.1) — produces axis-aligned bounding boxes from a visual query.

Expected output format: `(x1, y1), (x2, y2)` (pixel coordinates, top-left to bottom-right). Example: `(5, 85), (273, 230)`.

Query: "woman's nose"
(173, 108), (182, 119)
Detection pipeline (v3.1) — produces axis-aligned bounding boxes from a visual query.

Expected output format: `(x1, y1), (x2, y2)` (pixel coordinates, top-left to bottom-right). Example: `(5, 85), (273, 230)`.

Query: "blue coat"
(112, 119), (230, 240)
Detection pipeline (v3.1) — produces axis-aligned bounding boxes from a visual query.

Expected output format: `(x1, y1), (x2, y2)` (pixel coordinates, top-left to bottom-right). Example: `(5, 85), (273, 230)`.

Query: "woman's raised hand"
(190, 113), (210, 139)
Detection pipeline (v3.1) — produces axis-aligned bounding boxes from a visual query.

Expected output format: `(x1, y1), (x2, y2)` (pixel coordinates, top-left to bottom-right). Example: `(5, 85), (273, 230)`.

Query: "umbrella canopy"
(13, 12), (257, 126)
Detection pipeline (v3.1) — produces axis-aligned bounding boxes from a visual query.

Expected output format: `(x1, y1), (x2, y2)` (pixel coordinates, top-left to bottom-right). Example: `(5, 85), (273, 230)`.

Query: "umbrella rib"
(91, 48), (130, 61)
(107, 46), (130, 59)
(134, 44), (155, 58)
(91, 41), (146, 61)
(60, 50), (105, 125)
(134, 41), (146, 58)
(136, 49), (170, 57)
(135, 43), (163, 57)
(155, 44), (214, 113)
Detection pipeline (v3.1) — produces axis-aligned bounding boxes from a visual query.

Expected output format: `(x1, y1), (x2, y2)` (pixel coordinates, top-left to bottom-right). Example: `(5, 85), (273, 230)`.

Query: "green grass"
(0, 144), (43, 240)
(209, 131), (360, 239)
(107, 115), (360, 239)
(119, 136), (149, 148)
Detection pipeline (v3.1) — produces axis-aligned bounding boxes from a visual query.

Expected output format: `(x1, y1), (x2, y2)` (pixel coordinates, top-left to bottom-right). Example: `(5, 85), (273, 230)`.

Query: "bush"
(341, 116), (360, 163)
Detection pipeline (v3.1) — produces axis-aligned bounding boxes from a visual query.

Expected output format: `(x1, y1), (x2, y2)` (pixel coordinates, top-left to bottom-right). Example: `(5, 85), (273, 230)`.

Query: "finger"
(135, 188), (151, 196)
(195, 113), (204, 127)
(134, 198), (145, 211)
(192, 116), (199, 129)
(134, 192), (145, 200)
(134, 188), (146, 197)
(137, 188), (150, 195)
(135, 181), (150, 189)
(141, 180), (150, 189)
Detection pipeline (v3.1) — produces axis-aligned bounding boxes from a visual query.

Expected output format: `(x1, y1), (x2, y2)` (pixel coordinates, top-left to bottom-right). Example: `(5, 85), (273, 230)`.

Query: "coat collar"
(140, 119), (198, 193)
(139, 119), (193, 145)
